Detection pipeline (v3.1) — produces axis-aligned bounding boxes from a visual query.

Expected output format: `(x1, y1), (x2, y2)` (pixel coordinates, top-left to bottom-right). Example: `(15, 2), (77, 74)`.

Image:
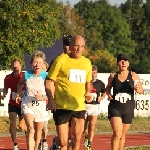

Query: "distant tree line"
(0, 0), (149, 73)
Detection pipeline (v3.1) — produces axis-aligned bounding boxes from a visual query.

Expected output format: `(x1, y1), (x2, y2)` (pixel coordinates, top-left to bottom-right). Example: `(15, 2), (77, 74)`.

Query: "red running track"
(0, 134), (150, 150)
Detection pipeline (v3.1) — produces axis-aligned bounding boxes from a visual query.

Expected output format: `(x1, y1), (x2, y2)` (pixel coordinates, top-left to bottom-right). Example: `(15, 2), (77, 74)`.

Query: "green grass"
(1, 114), (150, 133)
(126, 146), (150, 150)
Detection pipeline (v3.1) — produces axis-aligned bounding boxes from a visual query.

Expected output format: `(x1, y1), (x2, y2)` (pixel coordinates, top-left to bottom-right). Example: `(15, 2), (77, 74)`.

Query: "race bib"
(115, 93), (131, 103)
(12, 92), (17, 100)
(69, 69), (86, 83)
(91, 93), (97, 101)
(27, 97), (44, 108)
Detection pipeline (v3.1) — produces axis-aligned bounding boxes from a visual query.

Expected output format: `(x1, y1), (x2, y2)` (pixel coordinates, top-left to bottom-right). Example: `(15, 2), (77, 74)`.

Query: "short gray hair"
(92, 65), (98, 71)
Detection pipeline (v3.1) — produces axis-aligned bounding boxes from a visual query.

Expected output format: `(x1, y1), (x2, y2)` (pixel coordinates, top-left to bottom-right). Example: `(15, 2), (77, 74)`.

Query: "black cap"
(117, 54), (129, 62)
(63, 35), (73, 46)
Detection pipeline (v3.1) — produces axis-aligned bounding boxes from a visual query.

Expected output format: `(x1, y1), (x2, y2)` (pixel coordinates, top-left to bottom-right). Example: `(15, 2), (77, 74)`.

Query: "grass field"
(1, 114), (150, 133)
(126, 147), (150, 150)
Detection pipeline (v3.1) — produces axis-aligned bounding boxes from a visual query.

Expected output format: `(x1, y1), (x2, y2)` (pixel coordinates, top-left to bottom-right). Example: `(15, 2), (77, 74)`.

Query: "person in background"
(83, 65), (106, 150)
(47, 35), (73, 72)
(16, 51), (48, 150)
(0, 59), (26, 150)
(106, 54), (144, 150)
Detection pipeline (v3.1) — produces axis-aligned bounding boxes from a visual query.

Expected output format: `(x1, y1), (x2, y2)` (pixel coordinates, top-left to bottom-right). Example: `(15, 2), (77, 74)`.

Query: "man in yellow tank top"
(45, 35), (92, 150)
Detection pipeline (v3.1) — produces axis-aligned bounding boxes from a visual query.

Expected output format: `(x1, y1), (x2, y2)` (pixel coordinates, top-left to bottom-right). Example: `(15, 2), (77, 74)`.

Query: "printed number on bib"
(69, 69), (86, 83)
(115, 93), (131, 103)
(91, 93), (97, 101)
(27, 97), (43, 108)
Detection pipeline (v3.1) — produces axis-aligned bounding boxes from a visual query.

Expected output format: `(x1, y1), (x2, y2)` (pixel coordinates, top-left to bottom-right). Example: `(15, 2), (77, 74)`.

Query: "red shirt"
(4, 72), (25, 108)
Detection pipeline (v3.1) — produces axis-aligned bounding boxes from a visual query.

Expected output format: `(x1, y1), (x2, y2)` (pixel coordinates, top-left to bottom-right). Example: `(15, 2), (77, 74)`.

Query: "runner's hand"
(16, 94), (21, 104)
(107, 94), (113, 101)
(85, 92), (92, 103)
(97, 96), (103, 103)
(48, 99), (56, 112)
(134, 82), (140, 92)
(35, 91), (43, 101)
(0, 94), (5, 100)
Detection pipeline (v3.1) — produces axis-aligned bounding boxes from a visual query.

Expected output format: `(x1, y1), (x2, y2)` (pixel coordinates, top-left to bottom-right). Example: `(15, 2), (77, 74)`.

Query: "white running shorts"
(22, 96), (47, 122)
(85, 104), (99, 117)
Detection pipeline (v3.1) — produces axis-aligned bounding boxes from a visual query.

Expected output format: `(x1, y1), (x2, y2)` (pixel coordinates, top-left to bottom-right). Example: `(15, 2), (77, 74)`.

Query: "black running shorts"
(108, 100), (135, 124)
(53, 109), (86, 125)
(8, 104), (22, 116)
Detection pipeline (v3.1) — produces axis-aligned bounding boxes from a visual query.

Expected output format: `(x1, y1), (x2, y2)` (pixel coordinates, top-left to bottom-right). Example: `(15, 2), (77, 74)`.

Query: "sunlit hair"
(30, 51), (46, 63)
(11, 59), (21, 66)
(43, 61), (49, 70)
(92, 65), (98, 71)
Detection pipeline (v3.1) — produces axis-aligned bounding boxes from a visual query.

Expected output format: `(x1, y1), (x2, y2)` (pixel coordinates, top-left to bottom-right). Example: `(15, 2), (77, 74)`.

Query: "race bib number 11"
(69, 69), (86, 83)
(115, 93), (131, 103)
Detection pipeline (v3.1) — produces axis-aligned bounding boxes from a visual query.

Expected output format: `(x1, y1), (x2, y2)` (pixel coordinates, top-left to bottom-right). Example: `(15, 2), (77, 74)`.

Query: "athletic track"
(0, 134), (150, 150)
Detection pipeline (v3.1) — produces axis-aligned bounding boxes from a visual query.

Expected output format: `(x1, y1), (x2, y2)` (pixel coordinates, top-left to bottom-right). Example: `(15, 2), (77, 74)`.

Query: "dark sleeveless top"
(112, 71), (134, 101)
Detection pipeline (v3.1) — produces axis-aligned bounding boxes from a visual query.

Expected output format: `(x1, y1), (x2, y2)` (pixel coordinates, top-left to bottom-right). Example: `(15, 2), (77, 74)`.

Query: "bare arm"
(132, 72), (144, 94)
(85, 82), (91, 94)
(2, 77), (9, 99)
(106, 73), (114, 100)
(45, 77), (56, 111)
(17, 75), (25, 96)
(100, 92), (106, 99)
(3, 88), (8, 97)
(45, 77), (55, 102)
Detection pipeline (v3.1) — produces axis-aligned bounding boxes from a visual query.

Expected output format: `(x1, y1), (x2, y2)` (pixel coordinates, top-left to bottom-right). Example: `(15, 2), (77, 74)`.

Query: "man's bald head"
(70, 35), (85, 59)
(71, 35), (85, 46)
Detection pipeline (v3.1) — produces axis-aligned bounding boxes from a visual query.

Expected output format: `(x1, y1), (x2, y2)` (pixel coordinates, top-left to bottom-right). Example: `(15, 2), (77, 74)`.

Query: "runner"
(38, 61), (51, 150)
(0, 59), (26, 150)
(45, 35), (92, 150)
(16, 51), (48, 150)
(106, 54), (144, 150)
(47, 35), (73, 150)
(47, 35), (73, 72)
(83, 65), (106, 150)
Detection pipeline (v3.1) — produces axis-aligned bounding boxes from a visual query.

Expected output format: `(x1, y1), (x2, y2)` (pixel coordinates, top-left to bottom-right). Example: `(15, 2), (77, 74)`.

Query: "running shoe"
(50, 137), (57, 150)
(38, 144), (42, 150)
(42, 141), (48, 150)
(13, 145), (19, 150)
(84, 138), (88, 147)
(86, 145), (91, 150)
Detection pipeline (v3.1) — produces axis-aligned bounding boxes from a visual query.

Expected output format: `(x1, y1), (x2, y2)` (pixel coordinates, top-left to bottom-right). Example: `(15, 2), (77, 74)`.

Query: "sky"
(66, 0), (127, 6)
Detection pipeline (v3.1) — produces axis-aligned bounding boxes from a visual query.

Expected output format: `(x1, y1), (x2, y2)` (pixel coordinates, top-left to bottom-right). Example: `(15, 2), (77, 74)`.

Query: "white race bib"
(69, 69), (86, 83)
(12, 92), (17, 100)
(91, 93), (97, 101)
(115, 93), (131, 103)
(27, 97), (44, 108)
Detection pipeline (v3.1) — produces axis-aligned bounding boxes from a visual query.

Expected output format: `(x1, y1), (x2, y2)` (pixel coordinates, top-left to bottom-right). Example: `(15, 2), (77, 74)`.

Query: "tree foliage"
(89, 50), (117, 73)
(0, 0), (62, 69)
(57, 1), (84, 36)
(120, 0), (150, 73)
(75, 0), (135, 57)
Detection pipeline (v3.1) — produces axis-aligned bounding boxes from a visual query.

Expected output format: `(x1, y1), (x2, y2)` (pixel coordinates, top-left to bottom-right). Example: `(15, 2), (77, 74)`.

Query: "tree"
(75, 0), (135, 57)
(88, 50), (118, 73)
(57, 1), (84, 36)
(0, 0), (62, 69)
(120, 0), (150, 73)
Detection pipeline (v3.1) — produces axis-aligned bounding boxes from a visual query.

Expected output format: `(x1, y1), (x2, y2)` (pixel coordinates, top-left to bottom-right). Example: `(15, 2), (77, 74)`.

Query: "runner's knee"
(27, 126), (35, 134)
(58, 137), (68, 147)
(113, 131), (122, 139)
(10, 120), (16, 126)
